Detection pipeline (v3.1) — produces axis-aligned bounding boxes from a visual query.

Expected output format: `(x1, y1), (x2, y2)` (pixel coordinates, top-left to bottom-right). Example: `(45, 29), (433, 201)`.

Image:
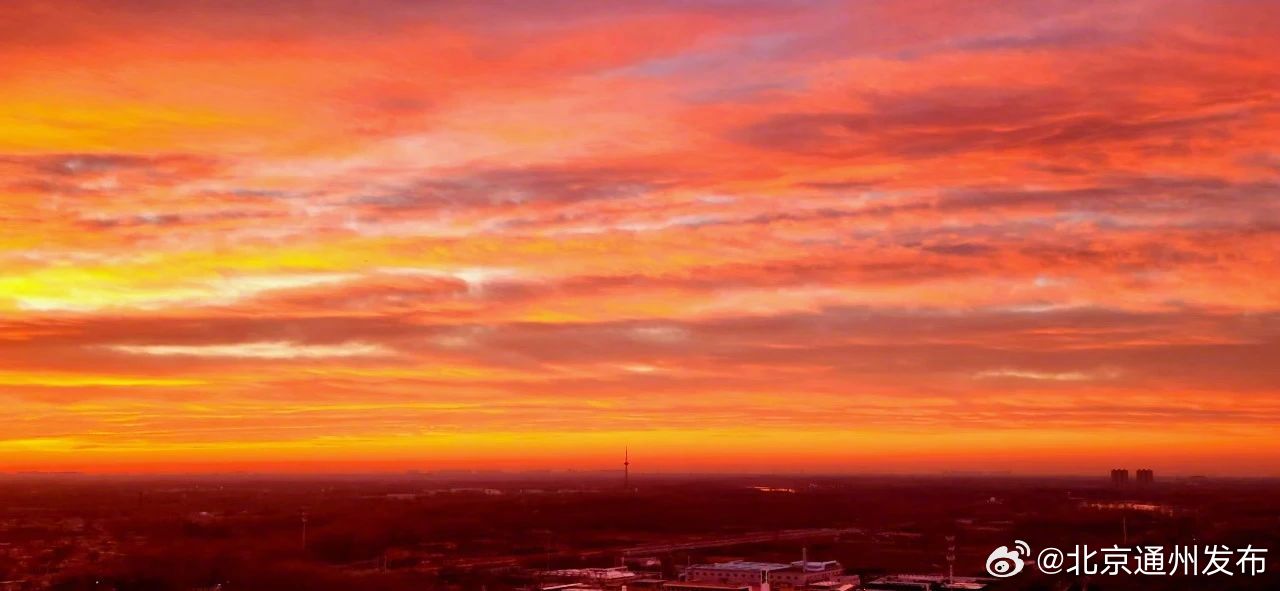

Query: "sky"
(1, 0), (1278, 476)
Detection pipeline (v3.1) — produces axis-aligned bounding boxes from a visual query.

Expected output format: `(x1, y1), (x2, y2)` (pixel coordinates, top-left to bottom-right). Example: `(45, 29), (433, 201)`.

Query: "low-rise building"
(684, 558), (843, 590)
(769, 561), (843, 588)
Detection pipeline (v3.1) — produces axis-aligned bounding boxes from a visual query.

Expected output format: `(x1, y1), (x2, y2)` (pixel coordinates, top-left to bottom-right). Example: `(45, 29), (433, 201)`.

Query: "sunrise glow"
(2, 1), (1278, 475)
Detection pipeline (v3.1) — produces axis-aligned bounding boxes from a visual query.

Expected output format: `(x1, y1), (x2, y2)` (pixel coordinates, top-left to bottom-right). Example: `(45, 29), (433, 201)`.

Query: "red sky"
(1, 0), (1278, 475)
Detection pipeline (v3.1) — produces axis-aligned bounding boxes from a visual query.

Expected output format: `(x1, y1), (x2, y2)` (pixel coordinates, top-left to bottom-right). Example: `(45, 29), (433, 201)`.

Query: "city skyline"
(2, 1), (1279, 475)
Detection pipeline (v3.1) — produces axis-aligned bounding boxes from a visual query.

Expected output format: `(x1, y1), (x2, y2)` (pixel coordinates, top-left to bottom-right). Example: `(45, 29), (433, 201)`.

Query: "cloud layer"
(1, 0), (1278, 474)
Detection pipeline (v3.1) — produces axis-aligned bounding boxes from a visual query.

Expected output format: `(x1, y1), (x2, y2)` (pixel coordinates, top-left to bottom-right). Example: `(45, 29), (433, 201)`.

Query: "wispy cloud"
(104, 341), (393, 359)
(974, 369), (1117, 382)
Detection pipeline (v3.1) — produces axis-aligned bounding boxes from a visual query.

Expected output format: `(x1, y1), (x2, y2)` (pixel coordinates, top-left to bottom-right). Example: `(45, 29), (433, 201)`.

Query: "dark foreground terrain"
(1, 473), (1276, 590)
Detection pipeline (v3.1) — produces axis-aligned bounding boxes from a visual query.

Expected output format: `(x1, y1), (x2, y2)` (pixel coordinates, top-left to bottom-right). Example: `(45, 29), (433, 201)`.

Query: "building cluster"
(1110, 468), (1155, 487)
(678, 558), (852, 591)
(534, 554), (859, 591)
(0, 517), (122, 590)
(533, 554), (998, 591)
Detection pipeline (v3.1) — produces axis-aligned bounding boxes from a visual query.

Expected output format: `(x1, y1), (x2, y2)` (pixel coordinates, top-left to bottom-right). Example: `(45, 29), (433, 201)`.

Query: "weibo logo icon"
(985, 540), (1030, 578)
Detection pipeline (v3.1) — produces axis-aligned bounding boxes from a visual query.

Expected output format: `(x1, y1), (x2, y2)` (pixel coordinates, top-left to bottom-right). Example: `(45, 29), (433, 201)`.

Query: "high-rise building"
(1135, 469), (1154, 485)
(1110, 468), (1130, 487)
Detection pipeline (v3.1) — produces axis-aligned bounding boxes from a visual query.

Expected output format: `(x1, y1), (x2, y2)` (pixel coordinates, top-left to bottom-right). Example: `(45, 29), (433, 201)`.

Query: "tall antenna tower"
(623, 447), (631, 491)
(945, 535), (956, 585)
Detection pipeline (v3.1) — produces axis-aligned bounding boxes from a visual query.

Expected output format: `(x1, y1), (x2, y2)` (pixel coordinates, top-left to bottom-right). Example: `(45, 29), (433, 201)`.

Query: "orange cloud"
(1, 0), (1278, 475)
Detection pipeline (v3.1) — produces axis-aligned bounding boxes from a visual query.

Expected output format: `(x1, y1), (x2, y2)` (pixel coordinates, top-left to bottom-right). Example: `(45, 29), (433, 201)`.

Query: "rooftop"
(789, 560), (841, 571)
(689, 561), (792, 572)
(664, 583), (754, 590)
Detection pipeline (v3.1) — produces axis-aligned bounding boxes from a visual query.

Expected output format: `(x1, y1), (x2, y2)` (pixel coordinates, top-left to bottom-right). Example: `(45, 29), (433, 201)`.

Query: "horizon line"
(3, 469), (1276, 480)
